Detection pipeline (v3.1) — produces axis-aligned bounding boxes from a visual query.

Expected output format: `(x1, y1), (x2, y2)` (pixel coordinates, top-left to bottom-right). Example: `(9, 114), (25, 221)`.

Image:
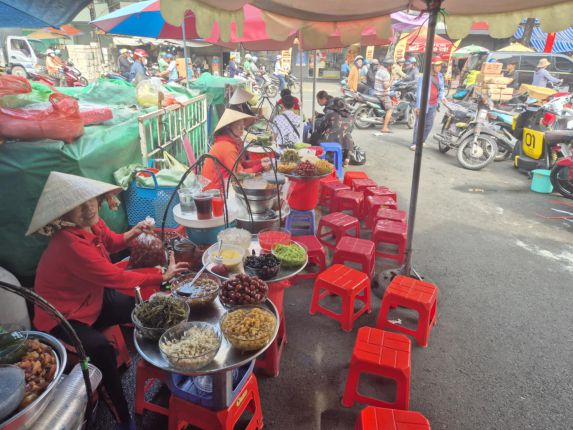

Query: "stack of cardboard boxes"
(475, 62), (514, 102)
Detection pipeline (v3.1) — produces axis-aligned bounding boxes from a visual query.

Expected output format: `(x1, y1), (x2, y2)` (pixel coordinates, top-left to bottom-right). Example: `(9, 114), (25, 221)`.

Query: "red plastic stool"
(319, 180), (349, 210)
(365, 187), (398, 203)
(372, 220), (407, 264)
(352, 178), (378, 193)
(168, 373), (264, 430)
(344, 171), (369, 187)
(309, 264), (371, 332)
(135, 359), (169, 416)
(291, 235), (327, 281)
(256, 280), (290, 377)
(342, 327), (411, 409)
(332, 189), (364, 217)
(355, 407), (431, 430)
(374, 208), (407, 225)
(333, 237), (376, 279)
(317, 212), (361, 250)
(309, 146), (325, 157)
(365, 196), (398, 228)
(376, 275), (438, 347)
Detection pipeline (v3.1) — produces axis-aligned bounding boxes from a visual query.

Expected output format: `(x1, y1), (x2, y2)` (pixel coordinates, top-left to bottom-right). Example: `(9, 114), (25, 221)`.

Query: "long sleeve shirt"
(347, 65), (360, 92)
(532, 68), (560, 87)
(34, 219), (163, 332)
(129, 61), (146, 82)
(415, 73), (445, 111)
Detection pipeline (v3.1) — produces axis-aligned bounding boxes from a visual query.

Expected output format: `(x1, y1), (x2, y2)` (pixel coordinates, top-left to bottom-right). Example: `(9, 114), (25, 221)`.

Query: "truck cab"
(0, 34), (39, 77)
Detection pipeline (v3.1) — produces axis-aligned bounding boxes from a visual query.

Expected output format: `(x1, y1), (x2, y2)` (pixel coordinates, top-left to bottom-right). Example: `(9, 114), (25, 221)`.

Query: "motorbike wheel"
(10, 66), (27, 78)
(79, 77), (88, 86)
(354, 105), (374, 129)
(550, 165), (573, 199)
(406, 108), (416, 129)
(264, 85), (278, 98)
(494, 140), (513, 162)
(456, 135), (498, 170)
(437, 137), (451, 153)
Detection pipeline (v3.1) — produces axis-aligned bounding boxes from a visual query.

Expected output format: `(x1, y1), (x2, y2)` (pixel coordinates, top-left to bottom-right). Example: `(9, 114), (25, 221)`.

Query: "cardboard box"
(484, 76), (513, 85)
(501, 88), (514, 96)
(481, 62), (503, 74)
(484, 83), (508, 90)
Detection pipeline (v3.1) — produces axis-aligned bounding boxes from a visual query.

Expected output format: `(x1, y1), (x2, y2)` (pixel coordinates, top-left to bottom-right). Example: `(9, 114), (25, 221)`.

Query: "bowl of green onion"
(271, 242), (307, 268)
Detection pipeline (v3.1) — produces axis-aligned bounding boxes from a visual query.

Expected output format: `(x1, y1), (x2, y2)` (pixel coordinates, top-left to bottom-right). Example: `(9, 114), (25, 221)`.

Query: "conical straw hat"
(26, 172), (120, 236)
(214, 109), (256, 134)
(229, 87), (254, 105)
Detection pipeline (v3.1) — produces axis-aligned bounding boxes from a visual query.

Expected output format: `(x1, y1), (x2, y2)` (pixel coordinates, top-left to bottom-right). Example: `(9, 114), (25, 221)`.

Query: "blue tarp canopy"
(0, 0), (91, 28)
(514, 25), (573, 54)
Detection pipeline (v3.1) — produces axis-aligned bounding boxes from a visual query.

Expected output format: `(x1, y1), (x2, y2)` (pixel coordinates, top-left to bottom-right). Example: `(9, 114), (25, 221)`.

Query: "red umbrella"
(406, 27), (452, 54)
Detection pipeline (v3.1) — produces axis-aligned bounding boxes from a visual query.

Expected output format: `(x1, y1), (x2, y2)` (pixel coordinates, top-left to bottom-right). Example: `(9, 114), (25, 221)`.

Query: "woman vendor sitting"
(229, 86), (255, 115)
(202, 109), (270, 190)
(27, 172), (188, 429)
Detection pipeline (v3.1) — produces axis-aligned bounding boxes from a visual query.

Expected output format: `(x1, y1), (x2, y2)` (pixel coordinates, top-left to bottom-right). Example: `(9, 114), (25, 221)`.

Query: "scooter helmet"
(354, 55), (364, 63)
(133, 49), (148, 60)
(397, 58), (405, 64)
(276, 55), (282, 60)
(407, 57), (417, 64)
(245, 53), (252, 61)
(252, 56), (258, 63)
(45, 49), (55, 56)
(381, 58), (394, 67)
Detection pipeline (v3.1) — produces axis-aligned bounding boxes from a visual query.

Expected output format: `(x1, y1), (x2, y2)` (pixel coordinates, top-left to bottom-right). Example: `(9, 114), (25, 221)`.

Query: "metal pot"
(236, 206), (290, 233)
(233, 184), (282, 214)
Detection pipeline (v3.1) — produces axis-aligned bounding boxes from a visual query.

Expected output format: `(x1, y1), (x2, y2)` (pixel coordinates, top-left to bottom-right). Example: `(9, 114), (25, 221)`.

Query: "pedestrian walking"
(375, 58), (394, 134)
(410, 57), (445, 151)
(532, 58), (562, 88)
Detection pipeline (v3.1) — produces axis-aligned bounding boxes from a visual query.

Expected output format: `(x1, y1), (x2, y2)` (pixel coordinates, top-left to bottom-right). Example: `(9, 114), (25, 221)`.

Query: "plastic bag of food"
(136, 78), (166, 108)
(129, 218), (167, 268)
(0, 93), (84, 143)
(0, 76), (31, 96)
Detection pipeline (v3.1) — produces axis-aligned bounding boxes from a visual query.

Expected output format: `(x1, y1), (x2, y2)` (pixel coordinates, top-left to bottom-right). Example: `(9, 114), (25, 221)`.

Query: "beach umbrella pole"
(402, 0), (442, 277)
(299, 35), (304, 114)
(182, 15), (190, 87)
(311, 50), (318, 129)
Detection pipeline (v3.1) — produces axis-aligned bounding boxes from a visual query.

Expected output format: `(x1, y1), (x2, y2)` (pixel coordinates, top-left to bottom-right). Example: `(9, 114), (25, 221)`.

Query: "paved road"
(96, 82), (573, 430)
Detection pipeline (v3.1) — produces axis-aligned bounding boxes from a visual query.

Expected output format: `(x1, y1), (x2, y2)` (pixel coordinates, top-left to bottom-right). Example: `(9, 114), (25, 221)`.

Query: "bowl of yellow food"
(207, 244), (245, 274)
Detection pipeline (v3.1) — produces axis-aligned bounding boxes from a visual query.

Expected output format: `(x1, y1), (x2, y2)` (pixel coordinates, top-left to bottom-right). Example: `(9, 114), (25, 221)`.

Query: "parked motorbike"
(353, 81), (416, 129)
(285, 73), (299, 92)
(433, 101), (498, 170)
(341, 87), (362, 109)
(550, 147), (573, 199)
(512, 94), (573, 173)
(260, 73), (278, 98)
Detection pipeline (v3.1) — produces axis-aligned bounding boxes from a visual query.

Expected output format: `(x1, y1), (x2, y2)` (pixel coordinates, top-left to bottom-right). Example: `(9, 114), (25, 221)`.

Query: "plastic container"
(287, 177), (321, 210)
(207, 244), (245, 273)
(258, 228), (292, 252)
(220, 306), (277, 351)
(159, 322), (222, 371)
(193, 193), (213, 220)
(272, 241), (307, 268)
(185, 223), (236, 246)
(171, 273), (220, 307)
(217, 228), (252, 251)
(131, 297), (190, 341)
(531, 169), (554, 194)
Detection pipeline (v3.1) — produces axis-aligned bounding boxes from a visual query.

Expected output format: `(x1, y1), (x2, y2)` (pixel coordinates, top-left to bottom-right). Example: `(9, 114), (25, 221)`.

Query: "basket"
(124, 169), (180, 228)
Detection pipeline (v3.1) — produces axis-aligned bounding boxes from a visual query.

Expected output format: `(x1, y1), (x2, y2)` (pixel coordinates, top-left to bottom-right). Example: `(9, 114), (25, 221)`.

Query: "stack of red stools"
(332, 189), (364, 217)
(364, 196), (398, 229)
(320, 179), (350, 210)
(317, 212), (360, 250)
(343, 171), (369, 187)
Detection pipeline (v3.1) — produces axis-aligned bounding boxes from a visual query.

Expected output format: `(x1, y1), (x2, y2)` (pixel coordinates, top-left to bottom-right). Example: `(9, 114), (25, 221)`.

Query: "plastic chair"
(135, 359), (169, 416)
(310, 264), (371, 332)
(333, 237), (376, 279)
(376, 275), (438, 347)
(365, 196), (398, 228)
(291, 235), (327, 282)
(351, 178), (378, 193)
(355, 407), (431, 430)
(372, 219), (407, 264)
(332, 189), (364, 218)
(344, 171), (369, 187)
(285, 209), (316, 236)
(342, 327), (411, 409)
(374, 208), (407, 225)
(317, 212), (361, 250)
(365, 187), (398, 203)
(319, 180), (349, 211)
(320, 142), (344, 179)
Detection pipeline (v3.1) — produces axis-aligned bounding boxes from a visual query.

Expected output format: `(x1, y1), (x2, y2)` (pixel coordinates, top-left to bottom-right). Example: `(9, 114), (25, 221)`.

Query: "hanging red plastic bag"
(0, 92), (84, 143)
(129, 217), (167, 269)
(0, 76), (31, 96)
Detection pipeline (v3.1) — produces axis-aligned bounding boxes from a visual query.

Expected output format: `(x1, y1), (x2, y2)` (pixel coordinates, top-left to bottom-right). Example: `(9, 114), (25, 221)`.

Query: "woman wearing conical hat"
(201, 109), (271, 190)
(27, 172), (188, 429)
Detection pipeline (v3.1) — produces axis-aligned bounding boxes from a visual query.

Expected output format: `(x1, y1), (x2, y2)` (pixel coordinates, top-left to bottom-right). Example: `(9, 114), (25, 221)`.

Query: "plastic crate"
(167, 361), (255, 410)
(123, 169), (180, 228)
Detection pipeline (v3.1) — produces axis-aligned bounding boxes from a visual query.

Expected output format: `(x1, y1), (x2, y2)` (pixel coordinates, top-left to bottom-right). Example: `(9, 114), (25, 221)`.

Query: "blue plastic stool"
(286, 209), (316, 236)
(320, 142), (344, 179)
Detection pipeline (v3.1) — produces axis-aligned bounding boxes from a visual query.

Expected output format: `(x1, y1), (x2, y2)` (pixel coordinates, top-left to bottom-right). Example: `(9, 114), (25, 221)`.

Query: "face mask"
(142, 58), (148, 66)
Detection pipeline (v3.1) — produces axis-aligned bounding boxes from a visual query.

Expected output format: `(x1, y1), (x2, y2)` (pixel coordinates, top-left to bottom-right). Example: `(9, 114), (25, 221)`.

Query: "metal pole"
(403, 0), (442, 276)
(311, 50), (318, 128)
(182, 14), (190, 88)
(298, 33), (304, 113)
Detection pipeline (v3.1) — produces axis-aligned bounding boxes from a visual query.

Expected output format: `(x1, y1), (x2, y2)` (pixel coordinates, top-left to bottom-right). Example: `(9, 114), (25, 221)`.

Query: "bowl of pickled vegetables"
(271, 242), (307, 268)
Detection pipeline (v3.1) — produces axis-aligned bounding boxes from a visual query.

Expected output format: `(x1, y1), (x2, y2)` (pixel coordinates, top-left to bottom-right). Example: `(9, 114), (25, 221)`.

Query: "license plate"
(522, 128), (544, 159)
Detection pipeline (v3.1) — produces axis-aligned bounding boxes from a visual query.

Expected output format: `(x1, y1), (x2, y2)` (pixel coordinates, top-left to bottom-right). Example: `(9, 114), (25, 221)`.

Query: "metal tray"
(283, 171), (333, 181)
(0, 331), (67, 430)
(134, 298), (279, 376)
(202, 237), (308, 283)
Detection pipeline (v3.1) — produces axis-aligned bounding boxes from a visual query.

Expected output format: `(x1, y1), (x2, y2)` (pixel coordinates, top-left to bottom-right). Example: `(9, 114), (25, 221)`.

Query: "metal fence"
(138, 94), (209, 166)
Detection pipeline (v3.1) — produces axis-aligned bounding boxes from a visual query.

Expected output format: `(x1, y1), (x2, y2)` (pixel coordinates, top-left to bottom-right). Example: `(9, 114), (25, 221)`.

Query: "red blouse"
(33, 219), (163, 332)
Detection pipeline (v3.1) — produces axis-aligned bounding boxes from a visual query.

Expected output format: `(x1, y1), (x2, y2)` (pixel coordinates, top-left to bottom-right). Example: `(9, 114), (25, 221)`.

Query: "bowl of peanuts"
(219, 305), (277, 352)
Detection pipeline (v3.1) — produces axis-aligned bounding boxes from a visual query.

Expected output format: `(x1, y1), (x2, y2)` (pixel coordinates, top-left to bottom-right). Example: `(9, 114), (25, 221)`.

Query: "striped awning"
(514, 25), (573, 53)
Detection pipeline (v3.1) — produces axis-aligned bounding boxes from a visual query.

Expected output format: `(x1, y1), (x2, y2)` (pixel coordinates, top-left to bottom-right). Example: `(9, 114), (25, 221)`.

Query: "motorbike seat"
(361, 94), (381, 104)
(544, 129), (573, 144)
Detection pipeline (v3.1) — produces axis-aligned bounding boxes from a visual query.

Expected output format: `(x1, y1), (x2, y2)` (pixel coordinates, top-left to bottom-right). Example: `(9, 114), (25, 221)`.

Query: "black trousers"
(52, 289), (134, 423)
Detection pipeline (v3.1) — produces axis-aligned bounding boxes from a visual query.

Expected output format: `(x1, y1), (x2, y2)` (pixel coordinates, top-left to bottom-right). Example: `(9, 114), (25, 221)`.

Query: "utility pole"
(88, 2), (106, 67)
(519, 18), (537, 47)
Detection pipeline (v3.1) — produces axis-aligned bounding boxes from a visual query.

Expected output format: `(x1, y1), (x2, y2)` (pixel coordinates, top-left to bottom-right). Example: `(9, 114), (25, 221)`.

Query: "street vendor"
(229, 86), (255, 115)
(27, 172), (188, 429)
(202, 109), (271, 190)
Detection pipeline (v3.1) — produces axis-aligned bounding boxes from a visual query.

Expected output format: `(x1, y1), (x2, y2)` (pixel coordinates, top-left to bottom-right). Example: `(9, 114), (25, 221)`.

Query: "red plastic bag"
(0, 76), (31, 96)
(0, 93), (84, 143)
(129, 231), (167, 269)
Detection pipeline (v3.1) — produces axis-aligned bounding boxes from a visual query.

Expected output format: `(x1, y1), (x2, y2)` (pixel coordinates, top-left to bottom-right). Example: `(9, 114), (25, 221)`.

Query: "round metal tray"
(0, 332), (67, 430)
(202, 237), (308, 283)
(283, 171), (333, 181)
(133, 298), (279, 376)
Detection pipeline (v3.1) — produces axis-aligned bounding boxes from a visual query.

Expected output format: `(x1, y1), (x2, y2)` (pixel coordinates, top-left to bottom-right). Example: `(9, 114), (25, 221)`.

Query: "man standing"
(393, 58), (407, 80)
(503, 58), (520, 93)
(532, 58), (561, 88)
(163, 54), (179, 83)
(117, 49), (131, 79)
(410, 57), (445, 151)
(274, 54), (286, 91)
(347, 55), (363, 92)
(375, 58), (394, 134)
(129, 49), (148, 83)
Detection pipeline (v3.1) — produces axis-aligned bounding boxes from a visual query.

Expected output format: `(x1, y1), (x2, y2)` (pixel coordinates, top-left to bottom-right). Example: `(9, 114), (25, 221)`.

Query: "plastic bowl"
(271, 241), (307, 268)
(0, 331), (29, 365)
(207, 243), (245, 273)
(171, 273), (221, 306)
(159, 322), (221, 371)
(220, 305), (277, 351)
(244, 253), (281, 280)
(131, 297), (190, 340)
(258, 228), (292, 252)
(217, 228), (252, 251)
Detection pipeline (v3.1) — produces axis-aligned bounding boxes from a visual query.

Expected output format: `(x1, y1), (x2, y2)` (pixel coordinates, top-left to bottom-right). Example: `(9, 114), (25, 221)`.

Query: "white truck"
(0, 32), (39, 77)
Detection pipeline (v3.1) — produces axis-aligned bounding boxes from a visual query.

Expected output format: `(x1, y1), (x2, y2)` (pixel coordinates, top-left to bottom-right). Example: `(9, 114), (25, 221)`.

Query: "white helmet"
(45, 49), (55, 55)
(252, 56), (258, 63)
(276, 55), (282, 60)
(245, 53), (252, 61)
